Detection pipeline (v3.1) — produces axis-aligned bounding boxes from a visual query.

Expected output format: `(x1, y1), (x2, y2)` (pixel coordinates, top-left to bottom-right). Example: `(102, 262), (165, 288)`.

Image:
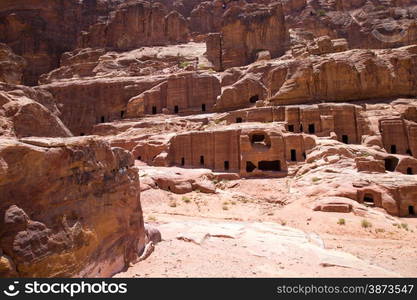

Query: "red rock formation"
(268, 45), (417, 105)
(134, 125), (316, 177)
(0, 137), (145, 277)
(79, 1), (189, 51)
(0, 43), (26, 85)
(0, 138), (144, 277)
(0, 0), (119, 85)
(215, 74), (268, 111)
(127, 72), (221, 117)
(0, 83), (72, 138)
(291, 36), (349, 57)
(286, 0), (417, 51)
(150, 0), (206, 18)
(206, 2), (289, 70)
(42, 76), (166, 135)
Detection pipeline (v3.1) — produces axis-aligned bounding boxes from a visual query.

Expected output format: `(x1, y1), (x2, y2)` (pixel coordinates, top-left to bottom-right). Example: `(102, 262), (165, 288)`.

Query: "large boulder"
(0, 137), (145, 277)
(0, 84), (72, 138)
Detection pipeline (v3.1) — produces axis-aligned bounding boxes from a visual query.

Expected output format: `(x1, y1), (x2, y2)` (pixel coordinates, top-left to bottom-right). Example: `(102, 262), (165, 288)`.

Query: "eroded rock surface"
(0, 137), (145, 277)
(2, 0), (417, 279)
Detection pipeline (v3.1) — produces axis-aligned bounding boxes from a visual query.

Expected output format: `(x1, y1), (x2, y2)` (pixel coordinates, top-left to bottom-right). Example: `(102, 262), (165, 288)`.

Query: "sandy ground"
(115, 172), (417, 278)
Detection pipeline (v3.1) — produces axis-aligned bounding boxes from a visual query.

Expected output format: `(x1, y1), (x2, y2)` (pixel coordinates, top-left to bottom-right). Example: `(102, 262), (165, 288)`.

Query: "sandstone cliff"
(206, 2), (289, 70)
(0, 0), (120, 85)
(268, 45), (417, 104)
(0, 137), (145, 277)
(79, 1), (189, 51)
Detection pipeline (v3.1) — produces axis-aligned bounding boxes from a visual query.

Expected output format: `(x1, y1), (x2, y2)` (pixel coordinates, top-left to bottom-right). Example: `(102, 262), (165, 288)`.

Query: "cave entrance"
(291, 149), (297, 162)
(100, 116), (105, 123)
(137, 156), (142, 161)
(224, 161), (230, 171)
(300, 124), (303, 132)
(342, 135), (349, 144)
(407, 167), (413, 175)
(200, 155), (205, 166)
(251, 134), (265, 143)
(308, 124), (315, 134)
(120, 110), (125, 119)
(409, 206), (416, 216)
(288, 125), (294, 132)
(152, 106), (157, 114)
(246, 161), (256, 173)
(363, 193), (374, 205)
(384, 157), (399, 172)
(249, 95), (259, 103)
(80, 133), (85, 136)
(174, 106), (179, 114)
(258, 160), (281, 172)
(236, 117), (243, 123)
(202, 104), (206, 112)
(407, 149), (413, 156)
(390, 145), (397, 154)
(181, 157), (185, 166)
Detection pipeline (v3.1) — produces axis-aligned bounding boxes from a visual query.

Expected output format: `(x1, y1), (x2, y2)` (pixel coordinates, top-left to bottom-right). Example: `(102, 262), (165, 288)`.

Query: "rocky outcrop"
(151, 0), (205, 18)
(79, 2), (189, 51)
(291, 36), (349, 57)
(206, 2), (289, 70)
(215, 74), (268, 111)
(139, 166), (217, 194)
(268, 45), (417, 105)
(41, 76), (166, 136)
(0, 0), (119, 85)
(39, 41), (208, 84)
(0, 83), (72, 138)
(0, 136), (145, 277)
(286, 0), (417, 50)
(127, 72), (221, 117)
(0, 43), (26, 85)
(295, 139), (417, 216)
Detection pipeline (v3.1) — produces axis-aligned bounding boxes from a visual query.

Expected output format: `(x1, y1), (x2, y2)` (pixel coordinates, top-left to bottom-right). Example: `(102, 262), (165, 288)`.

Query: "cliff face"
(0, 0), (120, 85)
(0, 137), (145, 277)
(286, 0), (417, 50)
(268, 45), (417, 105)
(79, 1), (189, 51)
(206, 2), (290, 70)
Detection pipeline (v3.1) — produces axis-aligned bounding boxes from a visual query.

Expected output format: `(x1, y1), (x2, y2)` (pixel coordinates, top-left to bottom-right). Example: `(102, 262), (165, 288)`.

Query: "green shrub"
(317, 9), (326, 16)
(312, 177), (321, 183)
(182, 196), (191, 203)
(361, 219), (372, 228)
(337, 218), (346, 225)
